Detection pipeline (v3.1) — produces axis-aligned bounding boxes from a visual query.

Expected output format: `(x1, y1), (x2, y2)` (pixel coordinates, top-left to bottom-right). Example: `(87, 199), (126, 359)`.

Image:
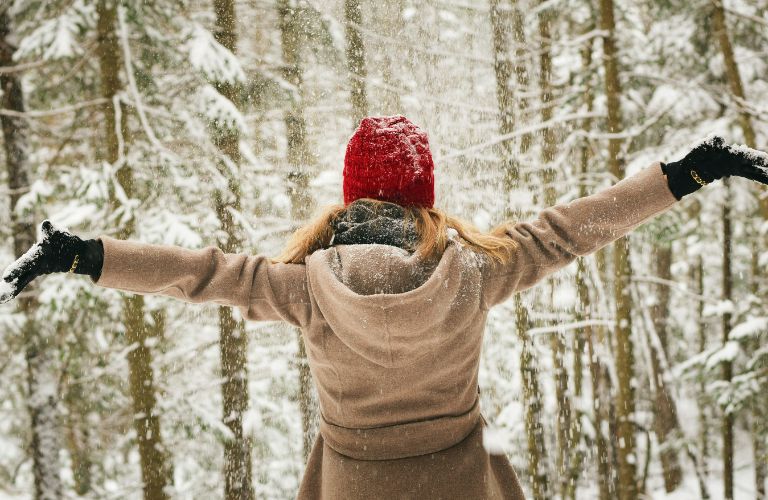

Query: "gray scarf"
(331, 201), (419, 252)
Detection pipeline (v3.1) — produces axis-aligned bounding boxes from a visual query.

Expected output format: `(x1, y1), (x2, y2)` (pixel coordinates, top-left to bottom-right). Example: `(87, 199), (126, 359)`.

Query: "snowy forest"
(0, 0), (766, 499)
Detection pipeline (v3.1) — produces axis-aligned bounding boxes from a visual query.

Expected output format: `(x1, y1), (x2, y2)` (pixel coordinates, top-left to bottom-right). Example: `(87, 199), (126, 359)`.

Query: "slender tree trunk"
(516, 296), (550, 500)
(575, 35), (610, 500)
(750, 241), (767, 500)
(695, 252), (709, 476)
(710, 7), (763, 497)
(63, 358), (93, 496)
(649, 245), (683, 492)
(345, 0), (368, 125)
(536, 6), (574, 498)
(278, 0), (317, 462)
(510, 4), (532, 154)
(489, 0), (518, 185)
(211, 1), (254, 498)
(721, 178), (734, 500)
(710, 1), (756, 150)
(0, 12), (63, 500)
(96, 3), (172, 499)
(371, 0), (403, 114)
(598, 0), (637, 497)
(489, 2), (548, 496)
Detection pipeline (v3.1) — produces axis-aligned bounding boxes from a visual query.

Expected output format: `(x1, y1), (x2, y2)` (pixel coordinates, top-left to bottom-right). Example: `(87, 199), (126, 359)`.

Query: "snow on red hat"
(343, 115), (435, 208)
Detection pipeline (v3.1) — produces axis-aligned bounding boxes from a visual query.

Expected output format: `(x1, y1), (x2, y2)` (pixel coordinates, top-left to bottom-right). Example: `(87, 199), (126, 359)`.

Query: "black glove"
(0, 220), (104, 304)
(661, 136), (768, 200)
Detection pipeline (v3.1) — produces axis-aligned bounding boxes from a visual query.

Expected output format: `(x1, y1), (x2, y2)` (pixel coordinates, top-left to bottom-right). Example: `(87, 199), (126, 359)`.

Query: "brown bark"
(536, 6), (573, 497)
(710, 7), (763, 497)
(490, 3), (548, 496)
(345, 0), (368, 125)
(586, 324), (613, 500)
(510, 6), (532, 154)
(721, 178), (734, 500)
(278, 0), (317, 462)
(598, 0), (637, 497)
(750, 242), (767, 500)
(489, 0), (518, 184)
(96, 3), (172, 499)
(211, 1), (254, 498)
(515, 295), (550, 500)
(372, 0), (404, 113)
(575, 35), (611, 500)
(711, 1), (756, 149)
(62, 348), (93, 496)
(1, 11), (64, 500)
(649, 245), (683, 492)
(695, 253), (709, 476)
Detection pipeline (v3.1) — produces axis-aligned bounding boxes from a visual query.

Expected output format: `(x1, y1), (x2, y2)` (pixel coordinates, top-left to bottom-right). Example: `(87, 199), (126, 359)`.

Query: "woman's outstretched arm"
(482, 137), (768, 308)
(94, 236), (312, 326)
(1, 224), (312, 327)
(481, 161), (677, 308)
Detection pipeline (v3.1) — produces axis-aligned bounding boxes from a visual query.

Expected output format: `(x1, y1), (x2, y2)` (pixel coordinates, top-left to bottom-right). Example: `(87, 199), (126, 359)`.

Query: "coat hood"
(305, 241), (483, 368)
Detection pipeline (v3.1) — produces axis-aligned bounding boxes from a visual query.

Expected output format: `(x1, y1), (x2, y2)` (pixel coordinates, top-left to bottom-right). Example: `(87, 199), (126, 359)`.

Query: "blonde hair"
(274, 198), (518, 264)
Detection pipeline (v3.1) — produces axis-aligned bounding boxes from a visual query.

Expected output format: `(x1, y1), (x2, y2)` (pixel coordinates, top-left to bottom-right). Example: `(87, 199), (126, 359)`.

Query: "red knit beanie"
(343, 115), (435, 208)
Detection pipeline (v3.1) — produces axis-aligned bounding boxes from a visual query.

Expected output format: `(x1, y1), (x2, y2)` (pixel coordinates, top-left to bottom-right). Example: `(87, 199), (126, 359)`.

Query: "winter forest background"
(0, 0), (766, 499)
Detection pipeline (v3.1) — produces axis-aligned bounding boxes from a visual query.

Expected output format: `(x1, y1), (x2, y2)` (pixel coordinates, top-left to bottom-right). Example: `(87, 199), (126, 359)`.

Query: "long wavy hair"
(274, 198), (518, 265)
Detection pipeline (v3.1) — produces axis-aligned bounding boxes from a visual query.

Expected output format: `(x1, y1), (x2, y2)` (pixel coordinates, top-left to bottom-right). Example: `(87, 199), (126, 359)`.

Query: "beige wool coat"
(93, 162), (678, 499)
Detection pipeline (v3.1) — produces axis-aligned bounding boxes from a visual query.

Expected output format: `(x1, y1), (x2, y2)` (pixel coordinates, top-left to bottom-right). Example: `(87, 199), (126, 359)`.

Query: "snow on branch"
(117, 6), (177, 160)
(0, 98), (108, 118)
(186, 25), (246, 84)
(15, 5), (93, 61)
(729, 317), (768, 341)
(198, 84), (247, 133)
(527, 319), (615, 336)
(437, 111), (604, 161)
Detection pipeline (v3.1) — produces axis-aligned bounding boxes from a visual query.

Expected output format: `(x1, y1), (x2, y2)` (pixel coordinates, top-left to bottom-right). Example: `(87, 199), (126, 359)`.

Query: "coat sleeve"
(481, 162), (678, 308)
(93, 236), (312, 327)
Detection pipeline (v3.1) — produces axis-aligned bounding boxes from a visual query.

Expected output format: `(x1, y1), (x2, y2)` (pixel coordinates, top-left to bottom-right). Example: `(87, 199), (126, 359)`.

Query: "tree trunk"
(489, 0), (518, 184)
(382, 0), (404, 114)
(278, 0), (318, 462)
(516, 296), (550, 500)
(536, 6), (574, 498)
(211, 1), (255, 498)
(96, 3), (172, 499)
(598, 0), (637, 497)
(721, 178), (734, 500)
(489, 2), (548, 496)
(345, 0), (368, 125)
(649, 245), (683, 492)
(575, 34), (611, 500)
(510, 5), (532, 154)
(710, 7), (762, 497)
(710, 1), (756, 150)
(750, 241), (768, 500)
(0, 10), (63, 500)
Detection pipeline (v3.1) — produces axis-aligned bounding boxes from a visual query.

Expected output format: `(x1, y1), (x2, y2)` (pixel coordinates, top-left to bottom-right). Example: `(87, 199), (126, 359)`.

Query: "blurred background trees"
(0, 0), (766, 498)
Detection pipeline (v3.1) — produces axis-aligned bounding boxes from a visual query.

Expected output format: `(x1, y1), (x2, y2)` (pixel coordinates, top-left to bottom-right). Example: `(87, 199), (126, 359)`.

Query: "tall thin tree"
(345, 0), (368, 125)
(96, 2), (172, 498)
(210, 1), (255, 498)
(598, 0), (637, 497)
(649, 243), (683, 492)
(489, 1), (549, 497)
(0, 8), (63, 500)
(277, 0), (317, 461)
(536, 7), (576, 498)
(710, 3), (758, 497)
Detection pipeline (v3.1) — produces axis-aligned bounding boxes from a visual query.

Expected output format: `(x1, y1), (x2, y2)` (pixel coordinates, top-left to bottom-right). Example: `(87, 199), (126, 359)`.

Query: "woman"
(2, 115), (768, 499)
